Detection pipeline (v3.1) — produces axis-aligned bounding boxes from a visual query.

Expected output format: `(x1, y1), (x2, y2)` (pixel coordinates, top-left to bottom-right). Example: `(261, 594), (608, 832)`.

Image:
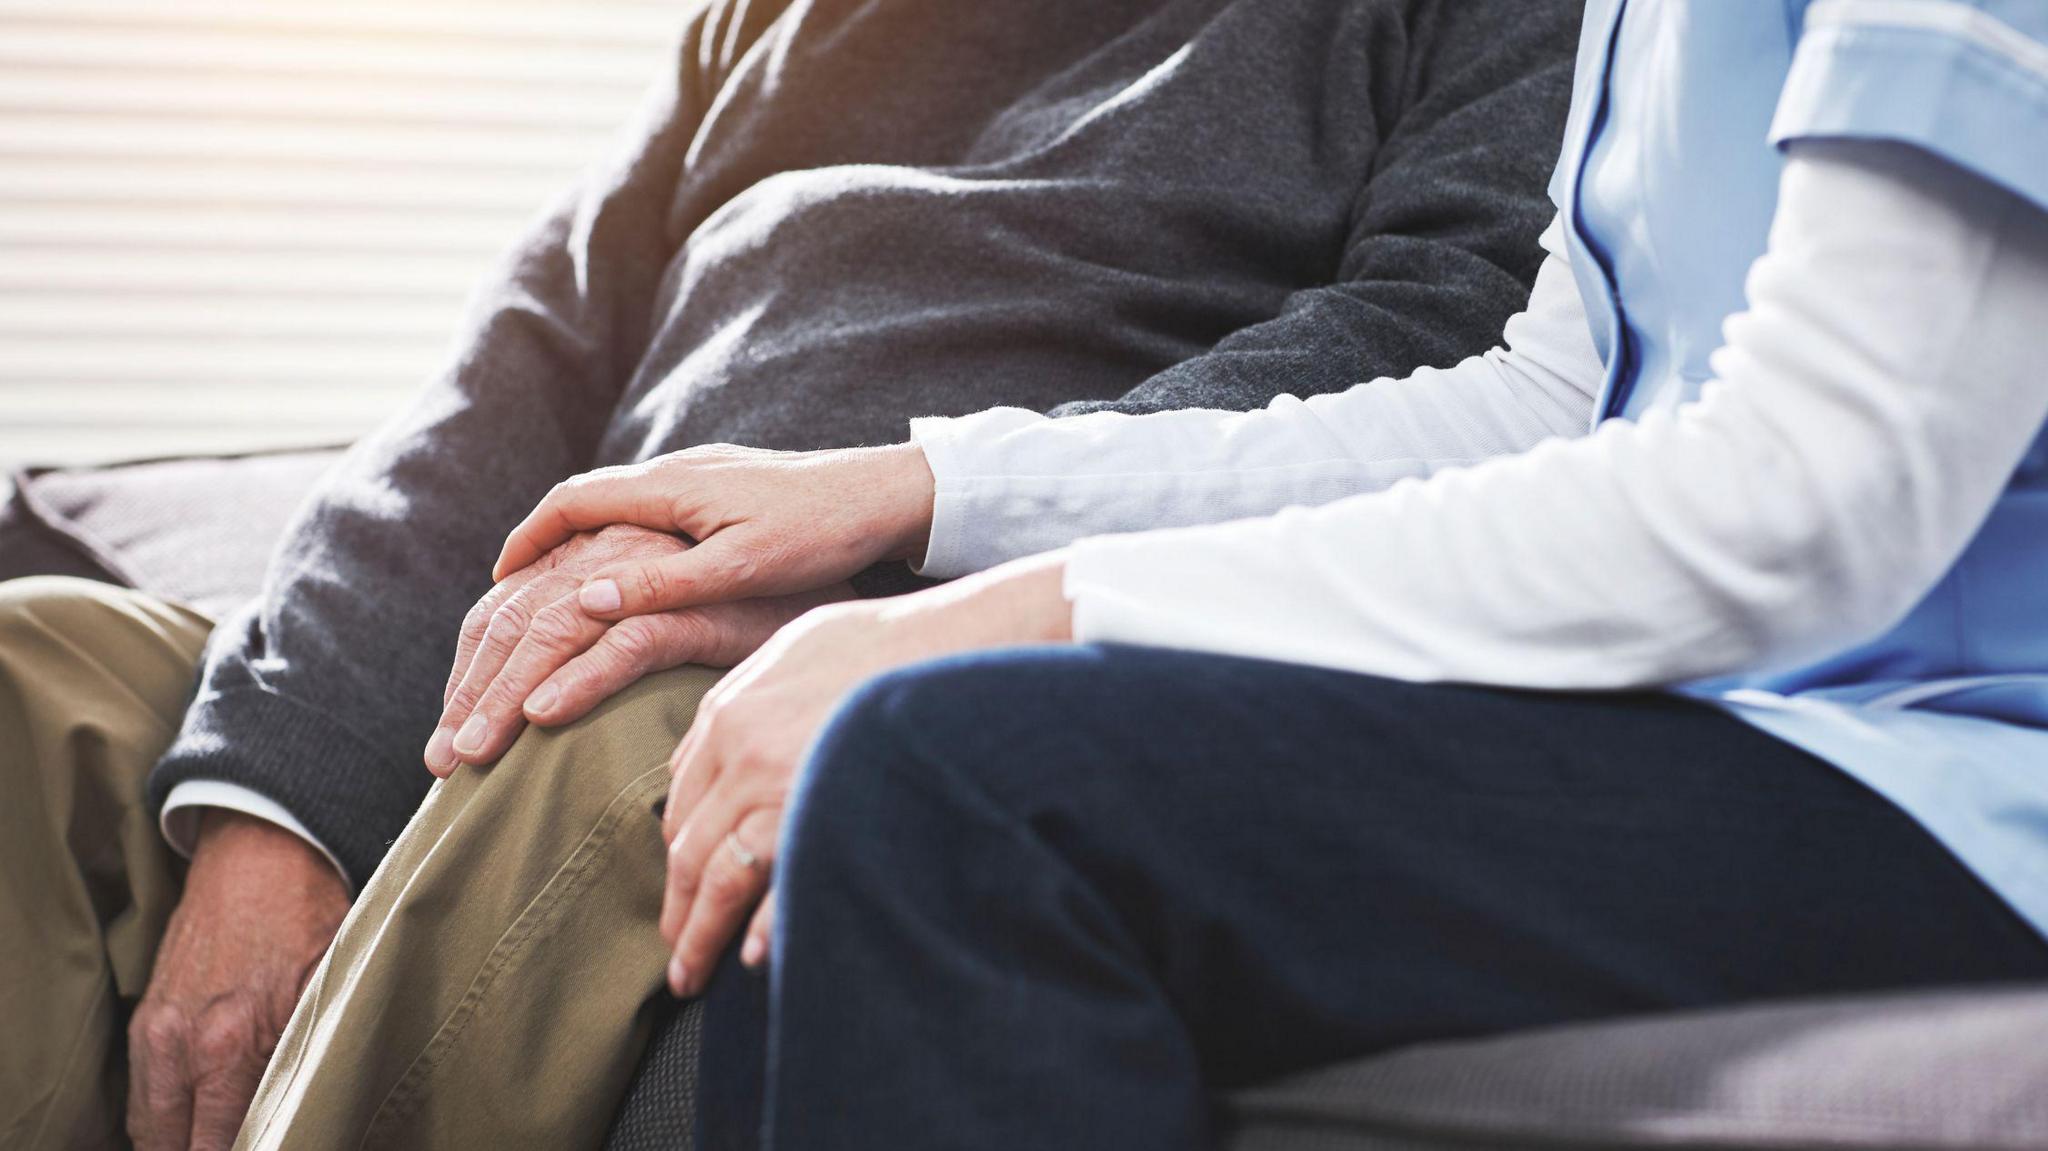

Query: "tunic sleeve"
(1772, 0), (2048, 212)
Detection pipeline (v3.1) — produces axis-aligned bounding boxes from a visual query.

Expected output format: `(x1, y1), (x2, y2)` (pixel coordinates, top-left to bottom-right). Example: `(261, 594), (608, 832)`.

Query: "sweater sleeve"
(1061, 141), (2048, 689)
(145, 1), (788, 890)
(914, 221), (1600, 578)
(1046, 0), (1578, 420)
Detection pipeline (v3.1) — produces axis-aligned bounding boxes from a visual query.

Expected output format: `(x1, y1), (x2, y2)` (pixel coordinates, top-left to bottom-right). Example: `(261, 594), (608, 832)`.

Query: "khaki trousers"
(0, 576), (708, 1151)
(0, 578), (211, 1151)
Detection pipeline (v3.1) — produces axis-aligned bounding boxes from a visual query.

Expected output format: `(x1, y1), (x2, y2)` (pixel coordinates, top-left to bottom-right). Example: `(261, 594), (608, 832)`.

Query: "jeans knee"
(779, 655), (1062, 895)
(782, 666), (946, 877)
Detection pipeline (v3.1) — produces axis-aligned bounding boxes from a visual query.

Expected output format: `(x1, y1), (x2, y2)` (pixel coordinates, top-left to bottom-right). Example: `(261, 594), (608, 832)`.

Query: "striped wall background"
(0, 0), (683, 465)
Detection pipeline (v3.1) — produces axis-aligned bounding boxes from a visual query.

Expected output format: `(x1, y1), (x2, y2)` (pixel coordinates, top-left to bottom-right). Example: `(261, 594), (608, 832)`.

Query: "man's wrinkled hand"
(127, 811), (349, 1151)
(429, 522), (848, 774)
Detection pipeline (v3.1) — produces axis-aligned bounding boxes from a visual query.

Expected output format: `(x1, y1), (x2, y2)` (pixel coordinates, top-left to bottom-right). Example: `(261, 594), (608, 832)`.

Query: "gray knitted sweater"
(150, 0), (1581, 888)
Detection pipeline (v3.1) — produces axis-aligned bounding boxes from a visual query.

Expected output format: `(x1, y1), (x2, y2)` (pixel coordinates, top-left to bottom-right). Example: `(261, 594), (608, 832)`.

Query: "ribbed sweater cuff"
(147, 687), (431, 891)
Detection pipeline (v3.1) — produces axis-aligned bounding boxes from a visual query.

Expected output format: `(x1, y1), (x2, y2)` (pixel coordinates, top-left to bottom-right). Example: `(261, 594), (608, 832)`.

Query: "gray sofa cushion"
(1225, 986), (2048, 1150)
(3, 449), (340, 619)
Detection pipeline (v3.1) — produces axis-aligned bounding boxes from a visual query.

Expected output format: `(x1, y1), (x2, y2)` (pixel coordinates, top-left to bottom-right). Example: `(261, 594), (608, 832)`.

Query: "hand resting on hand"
(428, 523), (846, 775)
(493, 443), (937, 621)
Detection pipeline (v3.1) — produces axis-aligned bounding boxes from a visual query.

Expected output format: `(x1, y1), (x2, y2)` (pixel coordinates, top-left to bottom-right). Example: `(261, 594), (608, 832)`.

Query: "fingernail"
(668, 957), (689, 997)
(452, 713), (490, 756)
(741, 935), (766, 969)
(579, 579), (621, 613)
(525, 683), (560, 717)
(424, 727), (455, 771)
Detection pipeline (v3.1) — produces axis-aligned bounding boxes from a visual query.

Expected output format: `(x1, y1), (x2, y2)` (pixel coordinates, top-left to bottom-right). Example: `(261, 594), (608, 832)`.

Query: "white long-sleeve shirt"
(914, 140), (2048, 691)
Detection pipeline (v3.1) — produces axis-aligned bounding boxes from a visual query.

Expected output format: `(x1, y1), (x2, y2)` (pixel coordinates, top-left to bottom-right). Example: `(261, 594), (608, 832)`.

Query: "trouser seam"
(360, 761), (672, 1147)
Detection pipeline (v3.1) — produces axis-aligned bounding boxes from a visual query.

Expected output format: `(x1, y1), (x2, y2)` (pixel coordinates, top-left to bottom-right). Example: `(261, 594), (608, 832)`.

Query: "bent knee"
(0, 576), (209, 657)
(800, 647), (1121, 799)
(814, 648), (1087, 756)
(786, 654), (1071, 858)
(0, 579), (212, 748)
(487, 662), (725, 800)
(785, 646), (1264, 874)
(0, 575), (126, 637)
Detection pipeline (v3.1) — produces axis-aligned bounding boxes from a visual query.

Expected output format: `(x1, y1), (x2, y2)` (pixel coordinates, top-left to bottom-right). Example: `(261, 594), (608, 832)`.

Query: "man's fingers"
(190, 1067), (266, 1151)
(449, 599), (610, 767)
(427, 575), (569, 774)
(531, 591), (845, 730)
(669, 806), (778, 997)
(442, 569), (535, 708)
(494, 467), (680, 581)
(741, 888), (777, 970)
(126, 1009), (194, 1151)
(578, 532), (771, 618)
(185, 1004), (270, 1151)
(523, 613), (706, 728)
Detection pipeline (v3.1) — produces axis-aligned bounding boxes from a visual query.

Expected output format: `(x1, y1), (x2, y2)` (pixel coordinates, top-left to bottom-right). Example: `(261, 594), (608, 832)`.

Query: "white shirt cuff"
(910, 407), (1105, 579)
(908, 413), (976, 578)
(912, 410), (1038, 580)
(160, 780), (354, 893)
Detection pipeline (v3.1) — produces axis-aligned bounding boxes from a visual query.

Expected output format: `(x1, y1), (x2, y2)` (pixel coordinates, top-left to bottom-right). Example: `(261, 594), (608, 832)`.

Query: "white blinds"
(0, 0), (682, 466)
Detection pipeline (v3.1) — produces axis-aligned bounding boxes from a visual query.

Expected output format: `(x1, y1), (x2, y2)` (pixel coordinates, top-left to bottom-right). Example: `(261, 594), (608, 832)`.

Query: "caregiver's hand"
(492, 443), (936, 618)
(658, 552), (1073, 998)
(429, 523), (849, 775)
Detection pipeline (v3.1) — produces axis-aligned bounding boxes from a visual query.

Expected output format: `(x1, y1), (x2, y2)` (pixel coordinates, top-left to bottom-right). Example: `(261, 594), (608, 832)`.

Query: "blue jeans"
(701, 644), (2048, 1149)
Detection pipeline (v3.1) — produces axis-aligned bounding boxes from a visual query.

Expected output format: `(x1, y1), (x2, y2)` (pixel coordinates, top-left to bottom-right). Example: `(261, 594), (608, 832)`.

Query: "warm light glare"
(0, 0), (679, 466)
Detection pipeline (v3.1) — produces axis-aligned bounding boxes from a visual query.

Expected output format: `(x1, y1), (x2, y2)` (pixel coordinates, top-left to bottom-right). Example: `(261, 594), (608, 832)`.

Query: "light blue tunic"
(1551, 0), (2048, 931)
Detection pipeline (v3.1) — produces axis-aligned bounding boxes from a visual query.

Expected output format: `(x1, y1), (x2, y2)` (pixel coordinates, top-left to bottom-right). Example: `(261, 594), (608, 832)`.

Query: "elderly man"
(0, 1), (1577, 1147)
